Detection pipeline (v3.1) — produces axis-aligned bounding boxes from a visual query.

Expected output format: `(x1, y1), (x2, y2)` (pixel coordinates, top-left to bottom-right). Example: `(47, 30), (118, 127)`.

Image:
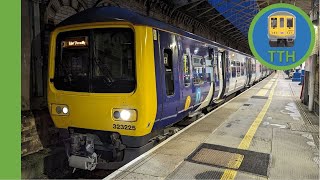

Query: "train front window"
(54, 28), (135, 93)
(280, 18), (284, 27)
(287, 18), (293, 28)
(55, 30), (90, 92)
(271, 18), (277, 28)
(92, 28), (135, 93)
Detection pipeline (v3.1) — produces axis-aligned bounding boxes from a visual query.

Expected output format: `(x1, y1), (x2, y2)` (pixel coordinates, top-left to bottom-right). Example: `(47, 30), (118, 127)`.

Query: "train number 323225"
(112, 124), (136, 130)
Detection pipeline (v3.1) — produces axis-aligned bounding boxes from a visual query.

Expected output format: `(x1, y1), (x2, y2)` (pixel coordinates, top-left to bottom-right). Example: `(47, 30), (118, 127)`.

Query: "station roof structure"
(167, 0), (313, 52)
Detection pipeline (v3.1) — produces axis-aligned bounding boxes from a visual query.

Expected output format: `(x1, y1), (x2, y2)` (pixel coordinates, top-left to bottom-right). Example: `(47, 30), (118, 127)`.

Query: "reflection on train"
(47, 7), (273, 171)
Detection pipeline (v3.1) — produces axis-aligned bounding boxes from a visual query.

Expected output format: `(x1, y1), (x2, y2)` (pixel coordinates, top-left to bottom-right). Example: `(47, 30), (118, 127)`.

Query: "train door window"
(205, 57), (214, 83)
(164, 49), (174, 96)
(260, 65), (262, 72)
(252, 64), (256, 73)
(287, 18), (293, 28)
(231, 60), (236, 77)
(183, 54), (191, 86)
(192, 56), (205, 85)
(236, 61), (240, 77)
(280, 18), (284, 27)
(241, 62), (244, 75)
(271, 18), (277, 28)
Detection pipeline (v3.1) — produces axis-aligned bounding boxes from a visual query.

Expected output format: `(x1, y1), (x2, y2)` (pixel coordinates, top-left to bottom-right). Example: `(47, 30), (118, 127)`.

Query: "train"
(47, 7), (273, 171)
(268, 11), (296, 47)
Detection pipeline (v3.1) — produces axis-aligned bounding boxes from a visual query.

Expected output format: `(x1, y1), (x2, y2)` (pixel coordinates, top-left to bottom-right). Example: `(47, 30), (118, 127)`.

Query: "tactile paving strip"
(289, 123), (319, 133)
(186, 143), (270, 177)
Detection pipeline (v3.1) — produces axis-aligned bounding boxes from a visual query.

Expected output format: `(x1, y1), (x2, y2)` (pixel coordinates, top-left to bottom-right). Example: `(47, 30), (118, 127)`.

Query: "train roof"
(269, 11), (295, 17)
(57, 6), (253, 58)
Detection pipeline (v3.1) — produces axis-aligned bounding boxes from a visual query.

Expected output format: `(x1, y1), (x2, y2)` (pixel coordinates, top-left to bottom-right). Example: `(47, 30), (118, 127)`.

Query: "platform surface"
(106, 72), (319, 180)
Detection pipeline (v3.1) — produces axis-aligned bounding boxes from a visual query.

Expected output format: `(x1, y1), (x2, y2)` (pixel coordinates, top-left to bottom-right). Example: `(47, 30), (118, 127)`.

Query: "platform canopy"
(169, 0), (313, 50)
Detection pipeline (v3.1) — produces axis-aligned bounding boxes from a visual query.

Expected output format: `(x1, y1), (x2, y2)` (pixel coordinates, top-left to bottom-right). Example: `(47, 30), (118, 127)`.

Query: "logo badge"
(248, 3), (315, 70)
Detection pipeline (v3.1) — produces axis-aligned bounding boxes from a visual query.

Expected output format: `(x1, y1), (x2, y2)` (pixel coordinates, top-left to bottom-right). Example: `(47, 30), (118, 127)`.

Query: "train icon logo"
(249, 3), (315, 70)
(268, 11), (296, 47)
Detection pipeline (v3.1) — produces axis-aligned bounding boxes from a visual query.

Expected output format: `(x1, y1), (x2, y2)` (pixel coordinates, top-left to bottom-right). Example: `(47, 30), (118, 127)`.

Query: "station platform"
(106, 72), (319, 180)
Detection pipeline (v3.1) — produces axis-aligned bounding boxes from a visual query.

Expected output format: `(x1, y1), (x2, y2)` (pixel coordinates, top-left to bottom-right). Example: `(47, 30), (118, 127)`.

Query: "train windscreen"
(287, 18), (293, 28)
(54, 28), (135, 93)
(271, 18), (277, 28)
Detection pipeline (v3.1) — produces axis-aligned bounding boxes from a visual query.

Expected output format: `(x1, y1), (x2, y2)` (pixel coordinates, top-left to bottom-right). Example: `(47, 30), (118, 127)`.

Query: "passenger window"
(280, 18), (284, 27)
(232, 67), (236, 77)
(271, 18), (277, 28)
(192, 56), (206, 85)
(164, 49), (174, 96)
(183, 54), (191, 87)
(287, 18), (293, 28)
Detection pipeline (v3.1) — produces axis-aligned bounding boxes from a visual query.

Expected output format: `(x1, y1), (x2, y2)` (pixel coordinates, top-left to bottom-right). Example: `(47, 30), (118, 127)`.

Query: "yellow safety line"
(255, 74), (277, 96)
(255, 88), (269, 97)
(220, 75), (278, 180)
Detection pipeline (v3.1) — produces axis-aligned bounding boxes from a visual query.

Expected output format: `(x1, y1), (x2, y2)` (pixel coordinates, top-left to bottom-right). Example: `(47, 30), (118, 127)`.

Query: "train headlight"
(120, 110), (131, 120)
(62, 106), (69, 114)
(112, 109), (137, 122)
(51, 104), (69, 116)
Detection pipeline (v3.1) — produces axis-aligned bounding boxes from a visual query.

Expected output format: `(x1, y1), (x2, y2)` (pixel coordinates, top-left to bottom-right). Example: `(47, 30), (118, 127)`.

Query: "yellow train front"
(268, 11), (296, 47)
(48, 9), (158, 170)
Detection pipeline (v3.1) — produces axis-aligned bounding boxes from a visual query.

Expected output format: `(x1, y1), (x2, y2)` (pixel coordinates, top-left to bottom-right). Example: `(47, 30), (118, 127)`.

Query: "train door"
(229, 58), (236, 92)
(216, 50), (227, 100)
(246, 57), (252, 86)
(251, 59), (256, 84)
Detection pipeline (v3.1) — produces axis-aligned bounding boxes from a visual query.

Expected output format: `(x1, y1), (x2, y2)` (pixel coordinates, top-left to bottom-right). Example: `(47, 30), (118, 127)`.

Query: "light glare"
(120, 110), (131, 120)
(62, 107), (69, 114)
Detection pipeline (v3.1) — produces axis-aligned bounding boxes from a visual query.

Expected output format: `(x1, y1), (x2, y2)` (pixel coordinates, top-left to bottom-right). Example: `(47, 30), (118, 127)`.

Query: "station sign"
(248, 3), (315, 70)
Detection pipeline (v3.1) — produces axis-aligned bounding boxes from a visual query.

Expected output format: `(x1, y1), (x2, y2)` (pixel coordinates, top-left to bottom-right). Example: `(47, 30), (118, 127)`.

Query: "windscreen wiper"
(93, 57), (114, 85)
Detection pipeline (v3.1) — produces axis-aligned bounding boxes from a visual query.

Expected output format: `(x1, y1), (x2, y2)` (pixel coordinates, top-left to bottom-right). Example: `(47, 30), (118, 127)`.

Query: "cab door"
(158, 31), (180, 126)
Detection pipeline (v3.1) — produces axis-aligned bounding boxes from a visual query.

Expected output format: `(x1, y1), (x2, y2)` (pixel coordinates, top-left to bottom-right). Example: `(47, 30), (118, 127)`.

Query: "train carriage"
(47, 7), (271, 171)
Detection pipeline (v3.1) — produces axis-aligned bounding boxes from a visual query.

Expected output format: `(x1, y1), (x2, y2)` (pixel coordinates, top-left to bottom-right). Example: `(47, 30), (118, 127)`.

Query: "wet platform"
(106, 72), (319, 180)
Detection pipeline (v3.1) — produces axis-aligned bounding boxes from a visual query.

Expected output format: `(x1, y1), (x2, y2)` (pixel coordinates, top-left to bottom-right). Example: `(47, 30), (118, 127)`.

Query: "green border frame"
(248, 3), (315, 70)
(0, 0), (21, 179)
